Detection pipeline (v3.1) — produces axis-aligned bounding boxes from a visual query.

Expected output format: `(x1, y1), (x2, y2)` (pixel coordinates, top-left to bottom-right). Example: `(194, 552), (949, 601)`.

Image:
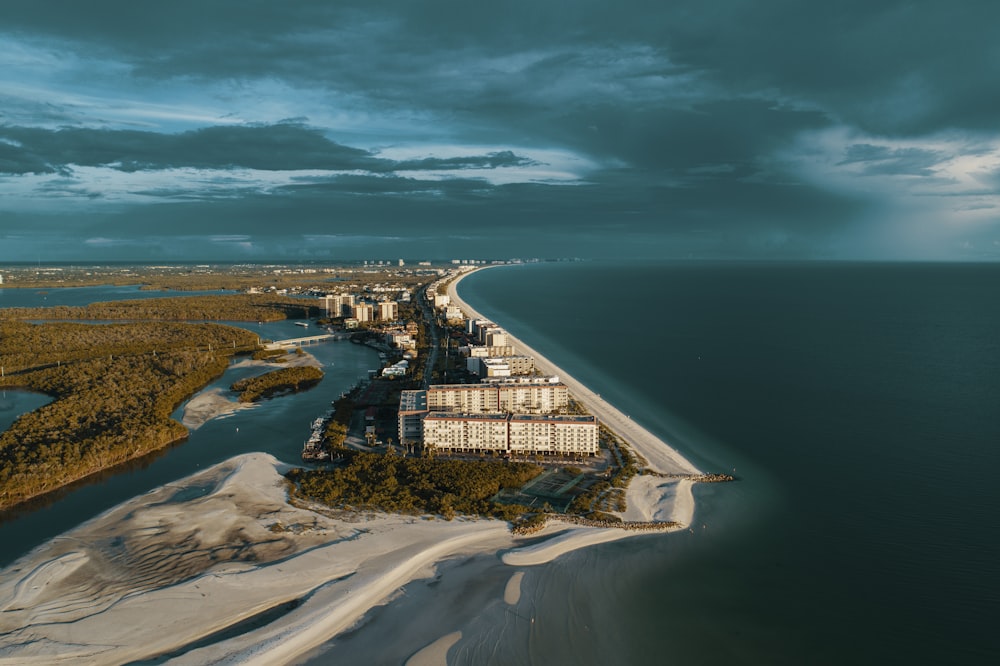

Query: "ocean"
(2, 262), (998, 664)
(441, 260), (1000, 665)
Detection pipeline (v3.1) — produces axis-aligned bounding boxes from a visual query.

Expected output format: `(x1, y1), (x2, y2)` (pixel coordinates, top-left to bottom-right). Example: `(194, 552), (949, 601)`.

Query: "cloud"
(838, 144), (946, 177)
(0, 1), (998, 260)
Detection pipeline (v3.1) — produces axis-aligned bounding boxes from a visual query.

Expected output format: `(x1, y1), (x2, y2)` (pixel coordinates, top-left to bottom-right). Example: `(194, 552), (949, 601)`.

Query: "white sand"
(447, 267), (701, 477)
(0, 269), (713, 663)
(181, 387), (257, 429)
(182, 350), (322, 429)
(405, 631), (462, 666)
(503, 571), (525, 605)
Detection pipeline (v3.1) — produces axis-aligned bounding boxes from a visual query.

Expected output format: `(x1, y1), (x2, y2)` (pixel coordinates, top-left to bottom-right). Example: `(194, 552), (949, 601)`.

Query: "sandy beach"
(447, 266), (701, 476)
(0, 269), (704, 664)
(182, 350), (323, 429)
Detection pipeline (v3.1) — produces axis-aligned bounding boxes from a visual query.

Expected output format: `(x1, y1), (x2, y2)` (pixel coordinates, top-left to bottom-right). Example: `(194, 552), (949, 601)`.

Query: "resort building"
(483, 329), (509, 347)
(508, 415), (599, 456)
(422, 412), (510, 453)
(426, 382), (567, 415)
(498, 383), (568, 413)
(427, 384), (501, 413)
(463, 344), (516, 358)
(468, 355), (534, 377)
(482, 375), (561, 385)
(422, 413), (598, 455)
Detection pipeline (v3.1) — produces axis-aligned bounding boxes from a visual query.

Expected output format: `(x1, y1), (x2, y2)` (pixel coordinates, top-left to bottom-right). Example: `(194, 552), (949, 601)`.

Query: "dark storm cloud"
(0, 124), (538, 176)
(0, 124), (373, 174)
(1, 0), (998, 260)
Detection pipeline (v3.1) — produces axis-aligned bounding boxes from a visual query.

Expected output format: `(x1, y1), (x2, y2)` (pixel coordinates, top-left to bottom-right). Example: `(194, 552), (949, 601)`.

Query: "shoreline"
(446, 266), (701, 477)
(0, 269), (706, 664)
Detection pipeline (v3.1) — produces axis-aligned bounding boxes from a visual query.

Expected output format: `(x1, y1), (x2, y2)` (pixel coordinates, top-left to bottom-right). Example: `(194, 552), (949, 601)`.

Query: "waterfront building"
(427, 384), (501, 413)
(353, 302), (374, 322)
(378, 300), (399, 321)
(484, 329), (509, 347)
(426, 382), (567, 415)
(434, 293), (451, 309)
(398, 390), (428, 445)
(334, 293), (356, 317)
(422, 413), (598, 455)
(469, 355), (534, 377)
(382, 359), (409, 377)
(462, 344), (516, 358)
(508, 415), (599, 455)
(482, 375), (561, 385)
(423, 412), (510, 453)
(498, 383), (568, 413)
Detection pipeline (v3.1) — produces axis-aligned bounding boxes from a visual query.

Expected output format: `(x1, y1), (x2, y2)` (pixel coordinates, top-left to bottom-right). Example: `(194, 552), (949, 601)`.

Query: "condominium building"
(509, 415), (599, 455)
(422, 412), (510, 453)
(398, 390), (427, 444)
(378, 300), (399, 321)
(353, 302), (374, 323)
(426, 382), (567, 415)
(469, 355), (534, 377)
(463, 344), (516, 358)
(483, 329), (509, 347)
(427, 384), (501, 413)
(335, 293), (356, 317)
(482, 375), (561, 385)
(498, 383), (568, 413)
(422, 413), (598, 455)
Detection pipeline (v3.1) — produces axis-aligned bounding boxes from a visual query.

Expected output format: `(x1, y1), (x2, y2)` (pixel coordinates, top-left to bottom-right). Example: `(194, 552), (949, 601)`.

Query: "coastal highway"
(447, 267), (701, 477)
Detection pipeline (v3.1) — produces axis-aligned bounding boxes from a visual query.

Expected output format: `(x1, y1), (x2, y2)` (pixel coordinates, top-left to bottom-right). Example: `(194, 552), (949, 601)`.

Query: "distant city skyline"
(2, 1), (998, 261)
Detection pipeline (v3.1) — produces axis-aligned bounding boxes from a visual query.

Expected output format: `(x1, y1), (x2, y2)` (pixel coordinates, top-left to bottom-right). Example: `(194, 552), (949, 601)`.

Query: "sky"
(1, 0), (999, 262)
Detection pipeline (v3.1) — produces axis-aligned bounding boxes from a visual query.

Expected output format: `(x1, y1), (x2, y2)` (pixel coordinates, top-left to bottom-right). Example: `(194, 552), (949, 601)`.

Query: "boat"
(301, 412), (333, 461)
(295, 321), (309, 328)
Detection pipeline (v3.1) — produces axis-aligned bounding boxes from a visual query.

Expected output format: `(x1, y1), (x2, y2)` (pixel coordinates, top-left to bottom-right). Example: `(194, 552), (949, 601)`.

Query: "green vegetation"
(288, 452), (541, 521)
(323, 392), (357, 452)
(0, 294), (318, 323)
(231, 366), (324, 402)
(252, 348), (287, 361)
(0, 321), (259, 510)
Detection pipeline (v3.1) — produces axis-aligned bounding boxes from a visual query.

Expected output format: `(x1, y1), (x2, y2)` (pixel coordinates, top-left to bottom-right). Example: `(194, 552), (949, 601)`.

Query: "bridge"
(263, 334), (342, 350)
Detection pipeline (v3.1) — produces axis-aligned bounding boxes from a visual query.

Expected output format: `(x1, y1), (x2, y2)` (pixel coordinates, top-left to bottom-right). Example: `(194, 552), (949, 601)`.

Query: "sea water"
(2, 265), (998, 664)
(442, 260), (1000, 665)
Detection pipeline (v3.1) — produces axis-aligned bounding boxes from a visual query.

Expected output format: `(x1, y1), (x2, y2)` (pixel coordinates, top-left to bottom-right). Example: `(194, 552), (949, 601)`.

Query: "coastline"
(447, 266), (701, 476)
(0, 268), (705, 664)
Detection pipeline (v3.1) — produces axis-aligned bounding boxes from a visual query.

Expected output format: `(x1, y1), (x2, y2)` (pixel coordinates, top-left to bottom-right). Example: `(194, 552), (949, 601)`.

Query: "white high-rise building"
(422, 413), (598, 455)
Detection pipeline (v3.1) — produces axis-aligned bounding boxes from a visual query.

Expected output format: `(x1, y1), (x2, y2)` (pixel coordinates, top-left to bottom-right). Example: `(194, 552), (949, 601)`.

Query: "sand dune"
(0, 268), (706, 664)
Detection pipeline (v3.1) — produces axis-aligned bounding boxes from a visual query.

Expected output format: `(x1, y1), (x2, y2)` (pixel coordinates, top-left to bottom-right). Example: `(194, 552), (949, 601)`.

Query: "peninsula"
(0, 262), (721, 664)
